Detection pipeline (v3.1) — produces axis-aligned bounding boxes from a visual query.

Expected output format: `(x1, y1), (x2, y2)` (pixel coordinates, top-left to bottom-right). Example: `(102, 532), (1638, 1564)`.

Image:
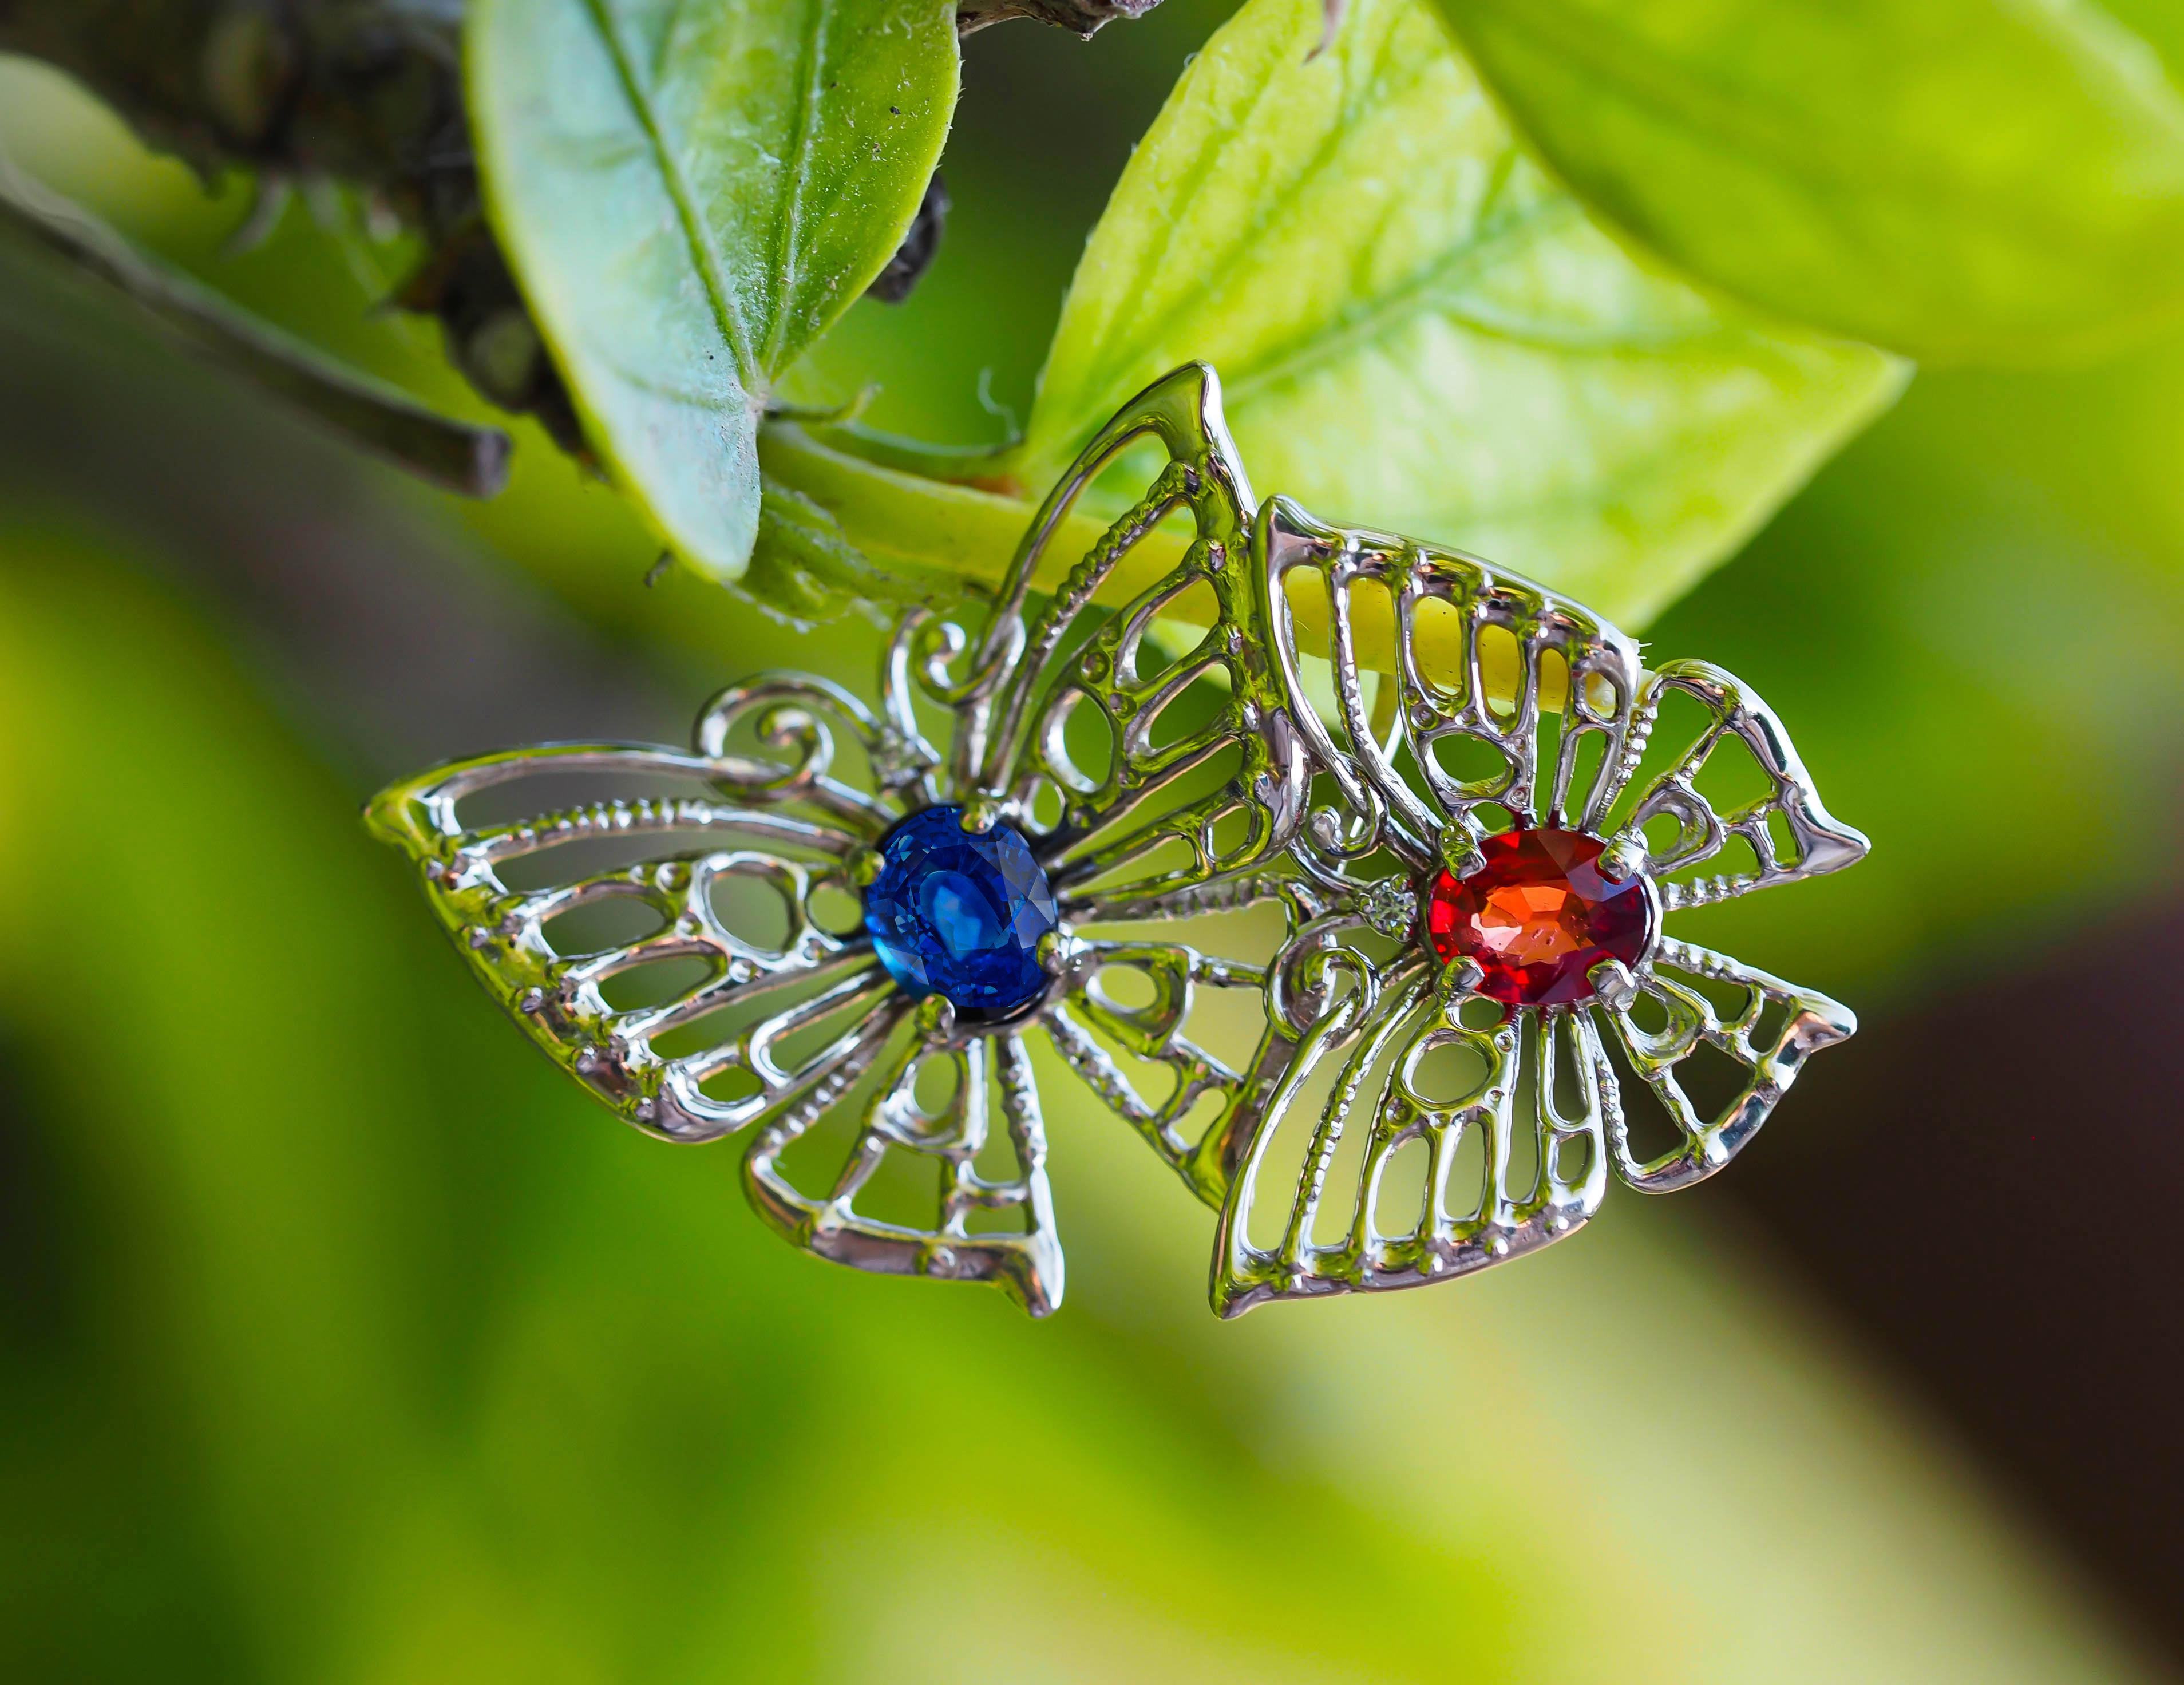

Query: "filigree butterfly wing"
(1603, 937), (1854, 1192)
(1597, 659), (1870, 906)
(1210, 936), (1617, 1316)
(1038, 919), (1305, 1209)
(1569, 658), (1866, 1190)
(366, 687), (903, 1144)
(941, 361), (1313, 899)
(743, 1019), (1065, 1315)
(1257, 496), (1651, 866)
(370, 674), (1071, 1312)
(893, 365), (1326, 1209)
(1204, 511), (1645, 1310)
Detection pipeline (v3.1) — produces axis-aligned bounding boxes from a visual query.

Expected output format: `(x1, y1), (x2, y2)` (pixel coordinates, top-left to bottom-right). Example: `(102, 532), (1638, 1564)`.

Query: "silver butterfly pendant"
(369, 364), (1866, 1319)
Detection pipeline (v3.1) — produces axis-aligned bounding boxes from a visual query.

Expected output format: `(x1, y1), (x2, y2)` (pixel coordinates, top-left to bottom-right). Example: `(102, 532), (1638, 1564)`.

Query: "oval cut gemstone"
(1424, 828), (1656, 1007)
(863, 805), (1060, 1021)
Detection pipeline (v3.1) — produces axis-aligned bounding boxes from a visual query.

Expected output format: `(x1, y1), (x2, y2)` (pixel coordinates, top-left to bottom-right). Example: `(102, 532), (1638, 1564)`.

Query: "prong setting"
(1437, 825), (1485, 881)
(1435, 954), (1486, 1011)
(958, 796), (1003, 834)
(1596, 835), (1647, 884)
(1035, 922), (1095, 991)
(913, 993), (959, 1042)
(1587, 956), (1638, 1011)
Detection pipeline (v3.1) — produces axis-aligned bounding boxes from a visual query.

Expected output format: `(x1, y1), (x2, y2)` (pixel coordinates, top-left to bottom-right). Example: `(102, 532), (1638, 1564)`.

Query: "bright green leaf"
(468, 0), (958, 582)
(1019, 0), (1906, 630)
(742, 469), (953, 625)
(1427, 0), (2184, 365)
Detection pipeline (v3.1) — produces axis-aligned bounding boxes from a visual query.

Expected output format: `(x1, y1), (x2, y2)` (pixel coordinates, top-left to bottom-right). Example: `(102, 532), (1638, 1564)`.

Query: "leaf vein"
(1227, 187), (1580, 405)
(767, 1), (834, 370)
(576, 0), (762, 389)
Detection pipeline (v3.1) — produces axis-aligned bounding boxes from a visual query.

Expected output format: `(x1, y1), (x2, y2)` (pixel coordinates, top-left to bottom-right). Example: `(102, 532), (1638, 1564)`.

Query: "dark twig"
(0, 153), (509, 497)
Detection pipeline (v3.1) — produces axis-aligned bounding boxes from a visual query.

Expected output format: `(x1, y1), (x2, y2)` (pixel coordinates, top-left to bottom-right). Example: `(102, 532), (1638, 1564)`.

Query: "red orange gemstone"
(1424, 829), (1656, 1007)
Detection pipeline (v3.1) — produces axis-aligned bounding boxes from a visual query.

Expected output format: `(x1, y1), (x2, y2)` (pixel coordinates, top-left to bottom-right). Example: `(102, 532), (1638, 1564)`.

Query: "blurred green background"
(2, 3), (2182, 1680)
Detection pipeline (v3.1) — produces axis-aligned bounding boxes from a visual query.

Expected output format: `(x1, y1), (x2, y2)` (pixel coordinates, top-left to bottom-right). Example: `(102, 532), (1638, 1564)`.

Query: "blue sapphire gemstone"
(863, 805), (1060, 1021)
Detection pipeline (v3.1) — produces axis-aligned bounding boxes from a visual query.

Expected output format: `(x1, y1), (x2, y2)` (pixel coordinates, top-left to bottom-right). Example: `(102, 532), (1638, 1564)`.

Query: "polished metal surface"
(369, 366), (1314, 1316)
(1211, 486), (1868, 1315)
(370, 363), (1867, 1318)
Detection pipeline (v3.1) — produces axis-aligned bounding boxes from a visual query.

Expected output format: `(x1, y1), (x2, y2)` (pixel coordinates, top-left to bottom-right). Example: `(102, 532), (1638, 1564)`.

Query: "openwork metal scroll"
(370, 363), (1868, 1319)
(1204, 501), (1869, 1314)
(370, 366), (1324, 1316)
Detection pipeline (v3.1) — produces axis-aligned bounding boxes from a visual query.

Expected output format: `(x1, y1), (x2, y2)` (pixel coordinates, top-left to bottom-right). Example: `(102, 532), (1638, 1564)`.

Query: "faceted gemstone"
(1423, 828), (1656, 1007)
(863, 805), (1060, 1021)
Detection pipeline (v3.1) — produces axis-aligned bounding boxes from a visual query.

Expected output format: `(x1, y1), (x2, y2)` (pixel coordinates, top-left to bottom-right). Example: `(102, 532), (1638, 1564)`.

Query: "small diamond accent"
(1359, 875), (1417, 939)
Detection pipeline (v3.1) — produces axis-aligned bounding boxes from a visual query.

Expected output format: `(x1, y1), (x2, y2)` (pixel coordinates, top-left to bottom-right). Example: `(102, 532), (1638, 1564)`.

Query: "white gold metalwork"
(370, 366), (1322, 1317)
(1209, 494), (1869, 1315)
(370, 363), (1868, 1319)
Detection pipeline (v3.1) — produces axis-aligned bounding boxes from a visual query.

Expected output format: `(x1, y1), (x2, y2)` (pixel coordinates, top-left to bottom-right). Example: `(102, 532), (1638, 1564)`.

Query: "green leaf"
(468, 0), (959, 582)
(1426, 0), (2184, 365)
(759, 420), (1192, 586)
(741, 470), (951, 626)
(1018, 0), (1906, 630)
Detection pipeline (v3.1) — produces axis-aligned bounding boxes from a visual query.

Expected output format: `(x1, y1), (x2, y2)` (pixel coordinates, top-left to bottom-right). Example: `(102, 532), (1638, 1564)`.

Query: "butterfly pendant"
(368, 363), (1867, 1319)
